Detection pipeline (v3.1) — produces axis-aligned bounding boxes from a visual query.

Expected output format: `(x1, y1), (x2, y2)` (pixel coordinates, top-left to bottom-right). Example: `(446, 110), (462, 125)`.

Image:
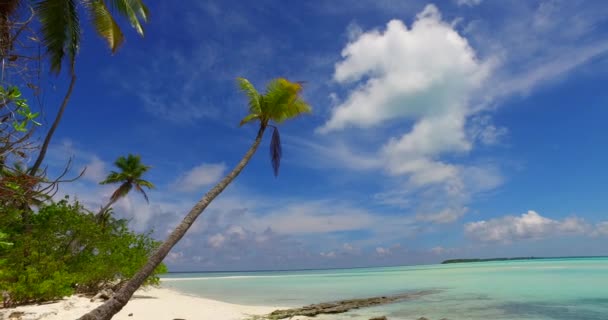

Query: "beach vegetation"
(0, 199), (166, 305)
(1, 0), (165, 311)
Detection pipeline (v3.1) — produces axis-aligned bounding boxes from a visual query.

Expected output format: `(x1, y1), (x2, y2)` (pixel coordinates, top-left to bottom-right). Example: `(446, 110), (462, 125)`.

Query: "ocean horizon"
(161, 257), (608, 319)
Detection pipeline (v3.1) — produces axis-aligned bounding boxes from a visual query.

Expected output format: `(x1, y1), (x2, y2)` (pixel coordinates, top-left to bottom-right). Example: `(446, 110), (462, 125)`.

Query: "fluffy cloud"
(172, 163), (226, 192)
(321, 5), (490, 133)
(464, 210), (591, 243)
(82, 156), (107, 182)
(310, 5), (500, 224)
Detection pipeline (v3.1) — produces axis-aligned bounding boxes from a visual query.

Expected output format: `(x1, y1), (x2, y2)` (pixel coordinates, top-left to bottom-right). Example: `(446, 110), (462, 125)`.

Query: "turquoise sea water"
(161, 258), (608, 319)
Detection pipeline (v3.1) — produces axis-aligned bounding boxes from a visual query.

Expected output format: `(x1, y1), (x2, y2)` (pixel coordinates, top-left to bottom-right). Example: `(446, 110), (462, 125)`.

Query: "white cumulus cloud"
(320, 4), (491, 134)
(173, 163), (227, 192)
(464, 210), (590, 243)
(317, 4), (496, 204)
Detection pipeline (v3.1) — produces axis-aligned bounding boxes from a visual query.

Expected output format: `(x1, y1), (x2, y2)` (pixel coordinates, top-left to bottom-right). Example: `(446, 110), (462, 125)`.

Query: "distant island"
(441, 256), (606, 264)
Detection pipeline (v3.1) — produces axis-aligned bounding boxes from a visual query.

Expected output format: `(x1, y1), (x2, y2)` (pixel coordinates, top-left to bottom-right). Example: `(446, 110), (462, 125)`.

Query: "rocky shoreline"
(261, 290), (440, 319)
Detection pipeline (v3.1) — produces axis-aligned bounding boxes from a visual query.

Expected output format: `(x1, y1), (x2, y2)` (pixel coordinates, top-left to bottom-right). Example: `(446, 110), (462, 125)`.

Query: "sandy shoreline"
(0, 287), (279, 320)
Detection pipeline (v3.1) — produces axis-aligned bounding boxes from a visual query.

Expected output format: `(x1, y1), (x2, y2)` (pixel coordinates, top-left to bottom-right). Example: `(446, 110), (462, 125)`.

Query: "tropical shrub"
(0, 199), (166, 304)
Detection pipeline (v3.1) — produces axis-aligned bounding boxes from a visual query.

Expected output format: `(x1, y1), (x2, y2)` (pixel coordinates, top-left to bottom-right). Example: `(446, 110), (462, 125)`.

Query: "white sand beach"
(0, 287), (278, 320)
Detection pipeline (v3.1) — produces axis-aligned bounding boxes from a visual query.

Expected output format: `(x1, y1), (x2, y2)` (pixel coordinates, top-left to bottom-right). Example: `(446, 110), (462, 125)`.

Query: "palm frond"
(274, 97), (312, 123)
(263, 78), (293, 116)
(86, 0), (124, 53)
(109, 0), (149, 36)
(239, 113), (260, 126)
(99, 171), (123, 184)
(37, 0), (80, 74)
(114, 154), (130, 170)
(264, 78), (307, 122)
(270, 127), (282, 177)
(237, 77), (262, 114)
(134, 184), (149, 203)
(135, 179), (154, 189)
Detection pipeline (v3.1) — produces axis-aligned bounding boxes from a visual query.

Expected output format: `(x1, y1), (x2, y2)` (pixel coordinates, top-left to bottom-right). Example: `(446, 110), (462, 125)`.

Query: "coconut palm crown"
(99, 154), (154, 213)
(237, 77), (311, 176)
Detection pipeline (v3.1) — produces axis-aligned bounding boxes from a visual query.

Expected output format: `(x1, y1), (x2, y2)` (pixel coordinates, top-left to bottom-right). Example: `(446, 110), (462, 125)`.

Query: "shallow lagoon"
(162, 258), (608, 319)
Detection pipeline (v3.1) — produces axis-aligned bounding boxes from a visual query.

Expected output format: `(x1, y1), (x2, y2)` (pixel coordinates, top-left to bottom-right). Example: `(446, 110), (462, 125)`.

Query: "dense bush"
(0, 199), (166, 304)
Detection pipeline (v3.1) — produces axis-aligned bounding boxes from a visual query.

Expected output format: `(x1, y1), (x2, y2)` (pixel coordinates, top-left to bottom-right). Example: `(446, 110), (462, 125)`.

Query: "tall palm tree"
(28, 0), (149, 176)
(78, 77), (311, 320)
(97, 154), (154, 220)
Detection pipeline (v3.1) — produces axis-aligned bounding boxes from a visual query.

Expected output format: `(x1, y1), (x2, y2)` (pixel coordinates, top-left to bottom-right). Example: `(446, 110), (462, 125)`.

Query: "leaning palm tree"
(78, 77), (311, 320)
(97, 154), (154, 220)
(27, 0), (149, 176)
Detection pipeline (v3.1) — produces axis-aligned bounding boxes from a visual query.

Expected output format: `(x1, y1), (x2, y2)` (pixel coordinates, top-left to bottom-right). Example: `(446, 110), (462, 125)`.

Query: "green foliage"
(0, 86), (41, 132)
(0, 199), (166, 304)
(0, 86), (40, 138)
(0, 232), (12, 249)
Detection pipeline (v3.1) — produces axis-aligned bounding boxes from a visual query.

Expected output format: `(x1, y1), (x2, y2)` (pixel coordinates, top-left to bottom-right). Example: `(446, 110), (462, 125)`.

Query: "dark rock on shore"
(369, 316), (387, 320)
(266, 290), (439, 319)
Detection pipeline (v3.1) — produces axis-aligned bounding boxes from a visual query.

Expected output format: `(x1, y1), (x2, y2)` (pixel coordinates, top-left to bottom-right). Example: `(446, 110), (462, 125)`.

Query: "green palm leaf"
(87, 0), (124, 53)
(99, 171), (122, 184)
(109, 0), (149, 35)
(237, 77), (262, 114)
(239, 113), (260, 126)
(37, 0), (80, 73)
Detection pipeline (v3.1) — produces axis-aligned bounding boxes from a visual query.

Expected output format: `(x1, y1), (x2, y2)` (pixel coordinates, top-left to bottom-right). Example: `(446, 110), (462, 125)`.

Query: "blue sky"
(42, 0), (608, 271)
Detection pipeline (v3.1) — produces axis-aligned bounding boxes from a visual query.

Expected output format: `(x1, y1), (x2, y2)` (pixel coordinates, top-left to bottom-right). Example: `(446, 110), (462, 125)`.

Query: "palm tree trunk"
(78, 125), (267, 320)
(29, 67), (77, 176)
